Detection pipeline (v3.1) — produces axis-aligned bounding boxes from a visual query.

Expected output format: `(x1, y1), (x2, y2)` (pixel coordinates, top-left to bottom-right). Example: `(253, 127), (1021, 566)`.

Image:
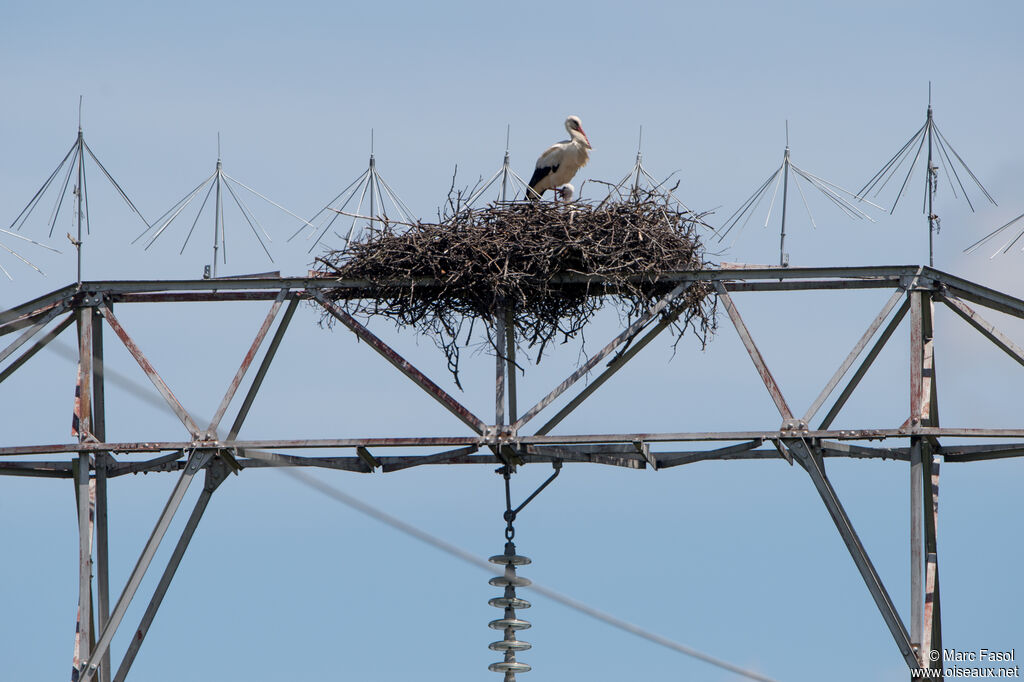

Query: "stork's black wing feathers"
(526, 163), (559, 200)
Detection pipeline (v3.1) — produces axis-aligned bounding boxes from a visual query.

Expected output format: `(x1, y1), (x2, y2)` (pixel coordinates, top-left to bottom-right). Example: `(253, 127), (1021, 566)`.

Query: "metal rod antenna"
(75, 113), (84, 286)
(633, 126), (643, 194)
(501, 125), (511, 204)
(779, 122), (791, 267)
(213, 135), (223, 278)
(926, 102), (935, 268)
(860, 83), (994, 262)
(369, 153), (377, 229)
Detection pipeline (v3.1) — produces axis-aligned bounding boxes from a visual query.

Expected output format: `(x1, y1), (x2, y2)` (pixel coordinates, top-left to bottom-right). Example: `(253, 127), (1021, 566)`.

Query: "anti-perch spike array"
(488, 541), (532, 681)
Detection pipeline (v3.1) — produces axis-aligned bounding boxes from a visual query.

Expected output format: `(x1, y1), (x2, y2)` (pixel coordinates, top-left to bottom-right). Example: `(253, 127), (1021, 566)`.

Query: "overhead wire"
(35, 336), (781, 681)
(282, 468), (780, 682)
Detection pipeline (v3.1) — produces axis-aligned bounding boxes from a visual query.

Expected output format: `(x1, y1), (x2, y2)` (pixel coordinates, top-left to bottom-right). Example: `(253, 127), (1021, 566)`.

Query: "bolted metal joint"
(780, 418), (809, 435)
(79, 292), (105, 307)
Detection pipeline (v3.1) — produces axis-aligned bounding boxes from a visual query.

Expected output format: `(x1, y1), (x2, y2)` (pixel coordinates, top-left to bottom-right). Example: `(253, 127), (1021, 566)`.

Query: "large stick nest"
(315, 187), (718, 387)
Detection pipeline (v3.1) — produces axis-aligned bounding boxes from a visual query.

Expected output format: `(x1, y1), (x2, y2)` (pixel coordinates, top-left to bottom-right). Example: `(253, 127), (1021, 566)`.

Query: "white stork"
(526, 115), (591, 201)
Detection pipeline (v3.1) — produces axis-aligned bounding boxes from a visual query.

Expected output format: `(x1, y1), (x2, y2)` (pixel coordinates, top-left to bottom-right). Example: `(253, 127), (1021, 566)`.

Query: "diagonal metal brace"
(715, 282), (793, 420)
(499, 459), (563, 536)
(313, 292), (488, 434)
(79, 448), (214, 682)
(112, 456), (230, 682)
(785, 437), (919, 670)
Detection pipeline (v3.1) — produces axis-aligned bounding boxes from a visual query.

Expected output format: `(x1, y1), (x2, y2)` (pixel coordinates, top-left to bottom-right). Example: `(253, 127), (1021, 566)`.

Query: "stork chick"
(554, 183), (575, 202)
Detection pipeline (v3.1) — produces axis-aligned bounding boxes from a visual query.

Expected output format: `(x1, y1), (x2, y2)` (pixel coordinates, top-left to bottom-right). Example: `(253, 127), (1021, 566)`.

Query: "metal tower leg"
(92, 307), (112, 682)
(79, 448), (215, 682)
(911, 290), (943, 678)
(75, 307), (95, 665)
(786, 438), (919, 670)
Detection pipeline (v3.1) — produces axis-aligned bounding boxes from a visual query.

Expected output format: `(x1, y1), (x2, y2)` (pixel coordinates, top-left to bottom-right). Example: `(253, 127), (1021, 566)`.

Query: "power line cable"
(38, 337), (779, 682)
(283, 467), (780, 682)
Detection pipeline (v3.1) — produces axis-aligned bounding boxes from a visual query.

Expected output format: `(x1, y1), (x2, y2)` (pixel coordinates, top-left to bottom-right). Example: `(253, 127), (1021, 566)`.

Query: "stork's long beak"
(581, 129), (592, 149)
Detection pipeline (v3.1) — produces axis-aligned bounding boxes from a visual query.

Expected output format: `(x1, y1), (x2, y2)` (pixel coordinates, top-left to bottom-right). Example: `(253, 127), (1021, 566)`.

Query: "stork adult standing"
(526, 115), (592, 201)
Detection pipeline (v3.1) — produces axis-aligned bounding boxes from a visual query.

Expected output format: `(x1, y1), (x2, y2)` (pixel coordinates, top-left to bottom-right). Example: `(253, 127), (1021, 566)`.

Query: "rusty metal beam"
(909, 291), (925, 653)
(934, 270), (1024, 319)
(656, 439), (766, 468)
(0, 302), (67, 337)
(79, 449), (214, 682)
(107, 452), (182, 476)
(91, 306), (111, 682)
(939, 293), (1024, 368)
(533, 306), (682, 437)
(74, 307), (95, 668)
(0, 285), (77, 328)
(715, 281), (793, 420)
(73, 454), (92, 667)
(803, 288), (906, 423)
(239, 449), (368, 471)
(0, 301), (66, 364)
(494, 309), (506, 428)
(99, 304), (200, 437)
(227, 296), (299, 440)
(0, 312), (74, 385)
(206, 290), (287, 437)
(112, 460), (229, 682)
(786, 438), (919, 669)
(505, 308), (518, 424)
(380, 445), (482, 472)
(313, 292), (488, 434)
(12, 426), (1024, 460)
(818, 298), (911, 430)
(513, 281), (693, 432)
(0, 461), (76, 477)
(921, 454), (943, 678)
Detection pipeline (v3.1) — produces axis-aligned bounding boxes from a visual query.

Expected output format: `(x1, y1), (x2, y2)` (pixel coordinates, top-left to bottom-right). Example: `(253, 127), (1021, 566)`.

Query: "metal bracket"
(632, 440), (656, 469)
(204, 456), (231, 492)
(776, 420), (809, 464)
(185, 449), (215, 474)
(80, 292), (105, 307)
(355, 446), (380, 471)
(770, 438), (794, 465)
(900, 271), (934, 292)
(498, 459), (563, 536)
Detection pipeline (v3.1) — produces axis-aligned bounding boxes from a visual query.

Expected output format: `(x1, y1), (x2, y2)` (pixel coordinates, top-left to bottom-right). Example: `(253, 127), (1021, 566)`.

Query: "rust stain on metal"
(714, 282), (793, 420)
(99, 305), (201, 437)
(314, 293), (488, 434)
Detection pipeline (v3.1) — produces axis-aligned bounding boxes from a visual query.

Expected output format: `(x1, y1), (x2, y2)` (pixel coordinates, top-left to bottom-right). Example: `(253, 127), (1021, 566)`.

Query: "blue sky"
(2, 2), (1023, 681)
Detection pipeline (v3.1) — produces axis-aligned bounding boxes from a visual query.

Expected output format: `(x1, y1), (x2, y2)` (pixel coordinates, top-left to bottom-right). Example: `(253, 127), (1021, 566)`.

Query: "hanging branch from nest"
(314, 187), (718, 387)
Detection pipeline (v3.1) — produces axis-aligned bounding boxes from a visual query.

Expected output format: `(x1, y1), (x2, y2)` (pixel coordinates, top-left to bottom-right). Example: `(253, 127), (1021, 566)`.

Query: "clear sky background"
(2, 2), (1023, 681)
